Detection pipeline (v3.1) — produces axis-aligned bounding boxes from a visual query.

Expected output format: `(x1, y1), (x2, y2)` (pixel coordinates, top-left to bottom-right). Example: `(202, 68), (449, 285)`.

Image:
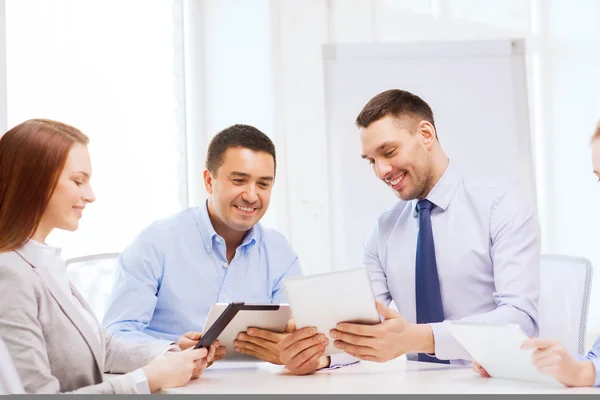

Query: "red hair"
(0, 119), (89, 252)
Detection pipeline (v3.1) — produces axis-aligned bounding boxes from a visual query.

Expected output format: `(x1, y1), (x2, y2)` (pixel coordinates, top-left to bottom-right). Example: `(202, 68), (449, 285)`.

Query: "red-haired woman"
(0, 119), (215, 394)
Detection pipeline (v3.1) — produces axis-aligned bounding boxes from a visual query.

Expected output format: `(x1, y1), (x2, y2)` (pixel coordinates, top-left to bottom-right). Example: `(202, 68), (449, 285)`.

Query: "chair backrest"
(0, 337), (24, 394)
(66, 253), (120, 321)
(538, 254), (593, 355)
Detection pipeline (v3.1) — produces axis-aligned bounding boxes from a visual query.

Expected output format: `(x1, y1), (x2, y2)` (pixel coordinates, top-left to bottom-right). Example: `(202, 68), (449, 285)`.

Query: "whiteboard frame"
(322, 39), (535, 272)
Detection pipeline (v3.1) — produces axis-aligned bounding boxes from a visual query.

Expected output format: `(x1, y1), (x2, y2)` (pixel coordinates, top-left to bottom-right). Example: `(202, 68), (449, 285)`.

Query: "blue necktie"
(415, 199), (449, 364)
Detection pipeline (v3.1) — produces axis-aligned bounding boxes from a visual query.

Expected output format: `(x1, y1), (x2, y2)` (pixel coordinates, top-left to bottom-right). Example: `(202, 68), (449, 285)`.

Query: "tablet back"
(202, 304), (291, 361)
(284, 268), (380, 355)
(446, 321), (563, 386)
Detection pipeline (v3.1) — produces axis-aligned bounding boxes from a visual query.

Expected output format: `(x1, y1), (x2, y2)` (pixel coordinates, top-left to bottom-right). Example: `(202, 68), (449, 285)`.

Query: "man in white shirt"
(277, 89), (540, 375)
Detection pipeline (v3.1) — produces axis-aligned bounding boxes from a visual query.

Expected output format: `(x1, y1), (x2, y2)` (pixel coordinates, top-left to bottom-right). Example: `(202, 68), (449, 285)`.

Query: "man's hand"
(176, 331), (203, 350)
(522, 338), (596, 387)
(234, 328), (286, 364)
(278, 325), (330, 375)
(233, 319), (296, 364)
(175, 331), (226, 365)
(329, 301), (434, 362)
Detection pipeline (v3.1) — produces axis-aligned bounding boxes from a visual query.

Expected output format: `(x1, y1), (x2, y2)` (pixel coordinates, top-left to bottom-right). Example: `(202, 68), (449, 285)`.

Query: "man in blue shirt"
(103, 124), (301, 364)
(277, 89), (540, 375)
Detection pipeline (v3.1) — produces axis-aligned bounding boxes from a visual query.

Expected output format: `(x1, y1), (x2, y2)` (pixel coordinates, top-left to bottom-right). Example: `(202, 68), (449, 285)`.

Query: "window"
(5, 0), (187, 259)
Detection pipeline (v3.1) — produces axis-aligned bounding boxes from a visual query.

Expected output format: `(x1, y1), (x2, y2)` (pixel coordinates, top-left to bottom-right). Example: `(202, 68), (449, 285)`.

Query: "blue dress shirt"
(103, 202), (302, 343)
(580, 337), (600, 386)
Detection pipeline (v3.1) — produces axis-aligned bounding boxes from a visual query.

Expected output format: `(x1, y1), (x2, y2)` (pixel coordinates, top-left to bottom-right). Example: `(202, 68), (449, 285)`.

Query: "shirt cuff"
(130, 368), (151, 394)
(160, 339), (179, 347)
(325, 353), (360, 369)
(112, 368), (151, 394)
(164, 345), (181, 355)
(429, 322), (471, 361)
(584, 357), (600, 387)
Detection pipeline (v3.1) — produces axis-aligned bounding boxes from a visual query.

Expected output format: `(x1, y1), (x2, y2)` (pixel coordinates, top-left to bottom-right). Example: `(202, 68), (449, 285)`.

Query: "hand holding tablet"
(195, 302), (245, 349)
(200, 302), (292, 362)
(446, 321), (563, 386)
(284, 268), (380, 356)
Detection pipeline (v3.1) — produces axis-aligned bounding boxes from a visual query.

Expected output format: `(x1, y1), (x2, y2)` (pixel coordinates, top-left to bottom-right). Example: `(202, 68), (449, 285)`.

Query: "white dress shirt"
(330, 160), (540, 367)
(365, 160), (540, 362)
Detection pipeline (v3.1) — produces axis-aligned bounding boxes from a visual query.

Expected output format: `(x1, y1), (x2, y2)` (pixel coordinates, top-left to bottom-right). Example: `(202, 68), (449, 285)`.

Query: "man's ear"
(418, 121), (437, 149)
(203, 169), (213, 194)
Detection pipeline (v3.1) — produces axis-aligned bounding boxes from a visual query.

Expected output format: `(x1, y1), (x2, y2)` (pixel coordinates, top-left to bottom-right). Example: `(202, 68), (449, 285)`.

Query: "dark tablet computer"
(201, 303), (291, 361)
(194, 302), (246, 349)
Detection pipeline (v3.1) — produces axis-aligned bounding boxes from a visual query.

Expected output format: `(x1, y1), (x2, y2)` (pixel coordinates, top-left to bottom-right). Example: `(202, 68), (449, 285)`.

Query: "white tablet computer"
(283, 268), (380, 356)
(446, 321), (563, 387)
(202, 303), (291, 361)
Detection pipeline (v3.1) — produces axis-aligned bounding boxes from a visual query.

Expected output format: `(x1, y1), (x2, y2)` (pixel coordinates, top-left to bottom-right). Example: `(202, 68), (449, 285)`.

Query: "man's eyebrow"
(375, 142), (395, 152)
(361, 142), (396, 159)
(229, 171), (251, 178)
(229, 171), (274, 181)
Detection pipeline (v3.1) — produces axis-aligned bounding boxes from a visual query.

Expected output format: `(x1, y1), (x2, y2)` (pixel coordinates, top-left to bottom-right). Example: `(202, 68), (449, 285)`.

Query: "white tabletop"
(161, 358), (600, 394)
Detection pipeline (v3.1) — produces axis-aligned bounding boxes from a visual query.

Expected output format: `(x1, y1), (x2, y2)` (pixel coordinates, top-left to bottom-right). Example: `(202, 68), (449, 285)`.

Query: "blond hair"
(592, 121), (600, 143)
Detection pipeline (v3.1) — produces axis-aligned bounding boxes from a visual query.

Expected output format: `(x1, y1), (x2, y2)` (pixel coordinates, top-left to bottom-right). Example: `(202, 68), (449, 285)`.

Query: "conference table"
(159, 358), (600, 394)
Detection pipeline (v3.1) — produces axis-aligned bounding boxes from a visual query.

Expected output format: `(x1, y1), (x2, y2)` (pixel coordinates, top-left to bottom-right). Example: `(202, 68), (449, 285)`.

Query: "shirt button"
(205, 245), (210, 250)
(216, 237), (221, 242)
(222, 262), (228, 268)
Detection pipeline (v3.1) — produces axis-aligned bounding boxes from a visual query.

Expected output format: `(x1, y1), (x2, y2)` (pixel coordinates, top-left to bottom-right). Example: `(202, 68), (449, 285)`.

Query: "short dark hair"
(205, 124), (276, 176)
(355, 89), (436, 133)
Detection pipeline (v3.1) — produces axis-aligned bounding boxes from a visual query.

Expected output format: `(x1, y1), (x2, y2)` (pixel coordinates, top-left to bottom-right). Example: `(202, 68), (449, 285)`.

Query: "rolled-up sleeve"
(102, 229), (171, 345)
(581, 337), (600, 386)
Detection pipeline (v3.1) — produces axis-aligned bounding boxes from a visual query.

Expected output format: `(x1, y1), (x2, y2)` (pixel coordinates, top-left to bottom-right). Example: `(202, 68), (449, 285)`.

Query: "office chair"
(538, 254), (593, 355)
(66, 253), (120, 321)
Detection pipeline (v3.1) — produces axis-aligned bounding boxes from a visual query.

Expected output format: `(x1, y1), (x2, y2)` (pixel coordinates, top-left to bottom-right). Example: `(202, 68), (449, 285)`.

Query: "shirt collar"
(240, 226), (259, 255)
(411, 159), (462, 216)
(195, 201), (260, 254)
(18, 239), (63, 269)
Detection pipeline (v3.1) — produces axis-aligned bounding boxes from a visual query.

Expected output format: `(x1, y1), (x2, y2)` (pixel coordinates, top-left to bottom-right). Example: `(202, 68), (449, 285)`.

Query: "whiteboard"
(323, 40), (534, 272)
